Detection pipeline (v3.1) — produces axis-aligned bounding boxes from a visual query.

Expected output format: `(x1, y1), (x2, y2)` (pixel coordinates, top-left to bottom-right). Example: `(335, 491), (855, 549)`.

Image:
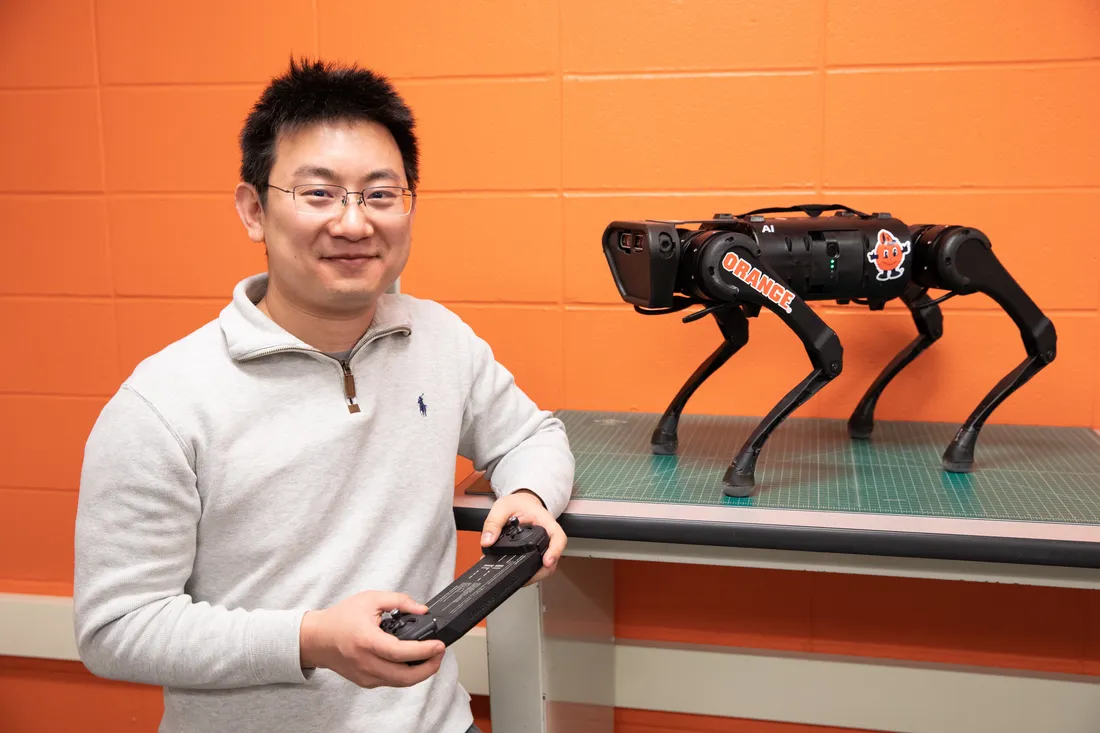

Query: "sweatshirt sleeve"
(73, 385), (309, 689)
(457, 322), (575, 518)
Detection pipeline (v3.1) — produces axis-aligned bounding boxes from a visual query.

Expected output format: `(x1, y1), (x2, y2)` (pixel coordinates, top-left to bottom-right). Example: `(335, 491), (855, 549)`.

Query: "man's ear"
(234, 182), (266, 244)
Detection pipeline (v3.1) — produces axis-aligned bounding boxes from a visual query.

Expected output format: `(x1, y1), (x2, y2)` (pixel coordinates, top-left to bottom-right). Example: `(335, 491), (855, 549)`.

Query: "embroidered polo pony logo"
(418, 394), (427, 416)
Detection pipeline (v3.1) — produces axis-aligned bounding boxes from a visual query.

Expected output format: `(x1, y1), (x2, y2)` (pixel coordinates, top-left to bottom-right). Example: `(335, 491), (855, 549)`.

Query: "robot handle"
(732, 203), (870, 219)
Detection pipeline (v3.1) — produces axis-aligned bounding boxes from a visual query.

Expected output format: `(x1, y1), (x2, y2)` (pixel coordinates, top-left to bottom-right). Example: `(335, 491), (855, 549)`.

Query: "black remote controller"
(380, 517), (550, 664)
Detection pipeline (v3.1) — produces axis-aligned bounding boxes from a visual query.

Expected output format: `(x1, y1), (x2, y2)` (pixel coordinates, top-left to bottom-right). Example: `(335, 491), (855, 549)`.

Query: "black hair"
(239, 57), (419, 205)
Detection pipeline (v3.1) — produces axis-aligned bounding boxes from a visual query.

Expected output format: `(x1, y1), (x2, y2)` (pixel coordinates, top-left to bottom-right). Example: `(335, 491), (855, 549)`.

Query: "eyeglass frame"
(266, 183), (417, 216)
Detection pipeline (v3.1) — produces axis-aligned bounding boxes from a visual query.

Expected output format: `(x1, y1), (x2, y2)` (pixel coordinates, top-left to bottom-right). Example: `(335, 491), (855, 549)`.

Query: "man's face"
(249, 120), (414, 316)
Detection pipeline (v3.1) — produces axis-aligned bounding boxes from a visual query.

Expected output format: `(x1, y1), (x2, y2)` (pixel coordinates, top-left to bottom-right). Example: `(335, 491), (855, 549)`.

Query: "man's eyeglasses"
(267, 184), (415, 216)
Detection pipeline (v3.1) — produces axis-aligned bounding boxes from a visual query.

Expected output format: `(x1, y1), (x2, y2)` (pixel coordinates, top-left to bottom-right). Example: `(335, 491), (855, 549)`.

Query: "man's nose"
(329, 197), (375, 239)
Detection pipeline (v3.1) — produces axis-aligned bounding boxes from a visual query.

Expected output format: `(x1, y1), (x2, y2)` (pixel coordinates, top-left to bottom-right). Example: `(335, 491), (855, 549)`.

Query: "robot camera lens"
(617, 232), (632, 253)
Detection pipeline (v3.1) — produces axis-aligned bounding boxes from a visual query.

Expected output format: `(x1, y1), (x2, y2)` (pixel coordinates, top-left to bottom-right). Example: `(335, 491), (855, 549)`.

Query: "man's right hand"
(299, 591), (446, 688)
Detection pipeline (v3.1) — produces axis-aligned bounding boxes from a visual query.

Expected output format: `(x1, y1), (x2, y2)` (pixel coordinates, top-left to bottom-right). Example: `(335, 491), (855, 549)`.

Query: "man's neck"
(257, 279), (377, 354)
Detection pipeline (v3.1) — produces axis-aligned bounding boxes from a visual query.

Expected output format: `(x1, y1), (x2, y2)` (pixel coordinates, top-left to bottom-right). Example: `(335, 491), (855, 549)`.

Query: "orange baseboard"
(0, 659), (869, 733)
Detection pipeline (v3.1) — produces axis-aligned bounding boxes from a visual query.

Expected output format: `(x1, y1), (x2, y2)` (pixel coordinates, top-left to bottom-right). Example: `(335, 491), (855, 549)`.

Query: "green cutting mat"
(547, 410), (1100, 525)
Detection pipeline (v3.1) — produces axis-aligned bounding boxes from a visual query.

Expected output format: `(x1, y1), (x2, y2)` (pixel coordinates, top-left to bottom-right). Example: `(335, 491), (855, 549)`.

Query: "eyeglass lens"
(293, 184), (413, 215)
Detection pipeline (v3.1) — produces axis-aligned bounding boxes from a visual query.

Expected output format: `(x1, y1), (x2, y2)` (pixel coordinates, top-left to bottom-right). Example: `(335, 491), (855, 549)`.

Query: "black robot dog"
(602, 203), (1056, 497)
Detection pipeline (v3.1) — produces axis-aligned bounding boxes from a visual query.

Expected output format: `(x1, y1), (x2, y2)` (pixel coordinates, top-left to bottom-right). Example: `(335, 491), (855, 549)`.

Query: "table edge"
(453, 474), (1100, 570)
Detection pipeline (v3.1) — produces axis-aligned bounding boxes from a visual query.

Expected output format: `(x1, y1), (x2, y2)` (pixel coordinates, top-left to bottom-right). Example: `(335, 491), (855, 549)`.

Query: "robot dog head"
(601, 220), (684, 309)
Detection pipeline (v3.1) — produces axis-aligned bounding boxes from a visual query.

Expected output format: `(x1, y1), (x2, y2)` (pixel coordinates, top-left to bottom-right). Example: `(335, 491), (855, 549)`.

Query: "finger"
(370, 628), (446, 664)
(368, 592), (429, 618)
(363, 647), (444, 686)
(365, 643), (445, 687)
(480, 503), (519, 547)
(543, 524), (567, 566)
(387, 649), (445, 687)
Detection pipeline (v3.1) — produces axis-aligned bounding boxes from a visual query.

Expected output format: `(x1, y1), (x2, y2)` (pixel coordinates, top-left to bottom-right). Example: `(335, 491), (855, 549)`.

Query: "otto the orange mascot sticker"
(867, 229), (911, 281)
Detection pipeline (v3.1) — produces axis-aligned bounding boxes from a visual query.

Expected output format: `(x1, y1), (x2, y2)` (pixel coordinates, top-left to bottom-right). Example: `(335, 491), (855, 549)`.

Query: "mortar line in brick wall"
(85, 0), (124, 392)
(415, 190), (561, 199)
(311, 0), (319, 55)
(0, 85), (98, 93)
(124, 189), (562, 199)
(0, 391), (113, 401)
(24, 189), (566, 198)
(563, 186), (1100, 196)
(0, 484), (83, 494)
(102, 191), (241, 199)
(113, 295), (230, 303)
(826, 58), (1100, 74)
(556, 0), (566, 410)
(0, 192), (105, 198)
(817, 307), (1099, 317)
(94, 81), (265, 91)
(388, 73), (556, 85)
(4, 73), (561, 91)
(564, 69), (817, 81)
(87, 0), (111, 286)
(562, 186), (1100, 196)
(0, 294), (224, 304)
(822, 186), (1100, 194)
(13, 64), (1095, 89)
(0, 294), (104, 303)
(816, 0), (828, 199)
(561, 189), (818, 198)
(434, 301), (561, 310)
(5, 186), (1096, 198)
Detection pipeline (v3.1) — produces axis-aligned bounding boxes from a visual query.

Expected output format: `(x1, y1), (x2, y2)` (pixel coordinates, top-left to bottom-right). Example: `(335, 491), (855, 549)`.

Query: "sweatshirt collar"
(219, 273), (412, 362)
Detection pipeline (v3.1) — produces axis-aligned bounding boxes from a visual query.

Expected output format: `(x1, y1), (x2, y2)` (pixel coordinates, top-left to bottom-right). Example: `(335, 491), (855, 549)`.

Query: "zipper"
(237, 325), (409, 415)
(340, 360), (360, 413)
(236, 345), (316, 361)
(334, 325), (407, 414)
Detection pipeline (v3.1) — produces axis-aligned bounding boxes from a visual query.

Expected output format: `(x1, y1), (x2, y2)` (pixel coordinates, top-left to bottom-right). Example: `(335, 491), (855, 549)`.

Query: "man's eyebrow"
(289, 166), (404, 186)
(363, 168), (402, 185)
(291, 165), (339, 180)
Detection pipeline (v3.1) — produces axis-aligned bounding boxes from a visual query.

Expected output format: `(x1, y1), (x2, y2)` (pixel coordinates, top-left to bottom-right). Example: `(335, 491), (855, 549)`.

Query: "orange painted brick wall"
(2, 1), (1098, 731)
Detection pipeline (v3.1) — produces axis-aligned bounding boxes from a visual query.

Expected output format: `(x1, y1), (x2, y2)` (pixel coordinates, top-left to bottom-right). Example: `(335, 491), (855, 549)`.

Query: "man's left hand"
(480, 489), (567, 585)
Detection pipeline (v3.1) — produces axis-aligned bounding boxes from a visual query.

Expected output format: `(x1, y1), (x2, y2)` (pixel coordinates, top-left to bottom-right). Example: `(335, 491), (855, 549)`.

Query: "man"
(73, 58), (574, 733)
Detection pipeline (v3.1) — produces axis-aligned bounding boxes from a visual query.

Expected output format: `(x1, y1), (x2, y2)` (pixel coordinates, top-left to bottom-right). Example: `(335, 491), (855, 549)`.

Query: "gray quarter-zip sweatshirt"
(73, 273), (575, 733)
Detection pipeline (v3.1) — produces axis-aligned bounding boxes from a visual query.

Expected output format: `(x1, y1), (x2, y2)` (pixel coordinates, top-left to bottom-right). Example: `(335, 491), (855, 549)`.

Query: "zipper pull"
(341, 361), (360, 413)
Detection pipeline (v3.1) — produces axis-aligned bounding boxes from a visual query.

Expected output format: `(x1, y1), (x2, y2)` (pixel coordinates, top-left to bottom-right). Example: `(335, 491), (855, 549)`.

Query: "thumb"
(368, 591), (428, 617)
(481, 507), (514, 547)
